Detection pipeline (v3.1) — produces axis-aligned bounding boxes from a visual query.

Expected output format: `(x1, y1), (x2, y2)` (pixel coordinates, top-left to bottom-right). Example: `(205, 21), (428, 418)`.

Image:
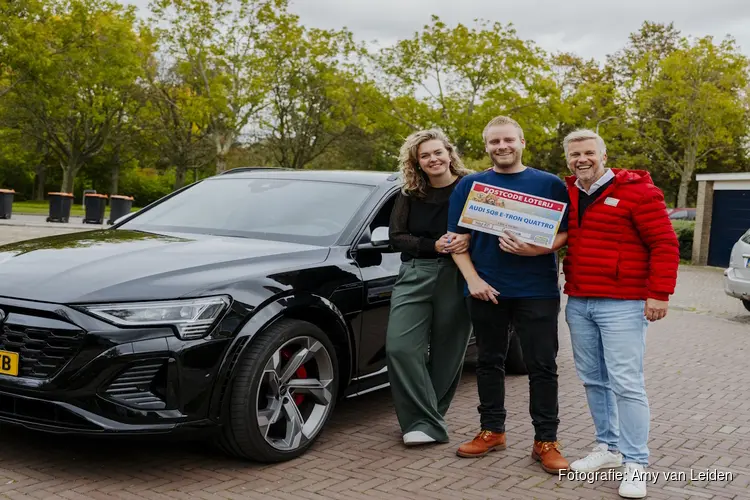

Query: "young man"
(447, 115), (570, 474)
(561, 129), (679, 499)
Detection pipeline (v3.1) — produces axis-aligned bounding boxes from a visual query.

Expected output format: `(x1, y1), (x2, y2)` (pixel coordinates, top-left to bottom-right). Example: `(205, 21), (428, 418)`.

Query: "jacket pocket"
(591, 251), (619, 279)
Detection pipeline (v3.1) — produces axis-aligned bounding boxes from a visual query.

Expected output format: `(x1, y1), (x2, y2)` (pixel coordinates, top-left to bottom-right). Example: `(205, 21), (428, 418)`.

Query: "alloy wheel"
(255, 335), (335, 451)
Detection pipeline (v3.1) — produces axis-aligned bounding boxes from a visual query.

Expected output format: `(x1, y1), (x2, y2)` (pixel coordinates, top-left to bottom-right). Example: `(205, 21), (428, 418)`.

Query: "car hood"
(0, 229), (329, 303)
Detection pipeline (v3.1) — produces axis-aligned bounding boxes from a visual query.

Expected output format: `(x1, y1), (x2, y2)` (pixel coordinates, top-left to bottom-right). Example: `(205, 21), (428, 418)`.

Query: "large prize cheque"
(457, 181), (567, 249)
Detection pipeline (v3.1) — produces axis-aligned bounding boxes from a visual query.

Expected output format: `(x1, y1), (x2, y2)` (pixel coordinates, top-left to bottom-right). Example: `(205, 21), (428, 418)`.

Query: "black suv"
(0, 168), (526, 462)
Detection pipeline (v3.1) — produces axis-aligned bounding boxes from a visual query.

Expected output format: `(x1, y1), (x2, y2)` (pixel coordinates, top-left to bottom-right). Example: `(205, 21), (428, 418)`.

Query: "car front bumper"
(724, 267), (750, 300)
(0, 296), (235, 435)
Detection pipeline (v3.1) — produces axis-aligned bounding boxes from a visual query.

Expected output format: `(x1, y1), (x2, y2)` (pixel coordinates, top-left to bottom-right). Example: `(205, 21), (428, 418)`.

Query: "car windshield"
(118, 177), (375, 245)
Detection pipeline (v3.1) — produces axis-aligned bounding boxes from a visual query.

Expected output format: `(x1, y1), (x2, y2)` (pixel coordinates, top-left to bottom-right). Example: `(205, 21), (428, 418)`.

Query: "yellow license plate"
(0, 351), (19, 376)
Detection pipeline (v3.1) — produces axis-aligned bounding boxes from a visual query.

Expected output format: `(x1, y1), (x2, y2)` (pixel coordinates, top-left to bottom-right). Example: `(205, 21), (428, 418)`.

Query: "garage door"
(707, 190), (750, 267)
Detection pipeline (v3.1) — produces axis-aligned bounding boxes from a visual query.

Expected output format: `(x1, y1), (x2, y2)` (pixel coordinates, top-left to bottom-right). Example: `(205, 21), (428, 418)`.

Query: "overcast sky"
(124, 0), (750, 62)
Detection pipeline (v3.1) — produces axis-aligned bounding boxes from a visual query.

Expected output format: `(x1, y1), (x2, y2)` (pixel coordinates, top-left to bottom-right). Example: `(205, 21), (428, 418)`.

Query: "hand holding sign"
(458, 181), (567, 248)
(499, 230), (543, 256)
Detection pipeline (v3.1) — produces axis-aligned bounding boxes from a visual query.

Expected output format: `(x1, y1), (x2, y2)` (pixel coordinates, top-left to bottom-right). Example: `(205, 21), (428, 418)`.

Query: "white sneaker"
(403, 431), (436, 445)
(570, 443), (623, 472)
(619, 463), (647, 499)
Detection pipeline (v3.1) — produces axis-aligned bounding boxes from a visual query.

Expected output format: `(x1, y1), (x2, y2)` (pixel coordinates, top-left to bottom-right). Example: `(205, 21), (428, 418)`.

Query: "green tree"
(605, 22), (682, 199)
(150, 0), (286, 173)
(607, 21), (681, 107)
(0, 0), (56, 99)
(375, 16), (556, 161)
(5, 0), (151, 193)
(142, 63), (214, 189)
(532, 53), (623, 176)
(259, 13), (381, 169)
(641, 36), (749, 207)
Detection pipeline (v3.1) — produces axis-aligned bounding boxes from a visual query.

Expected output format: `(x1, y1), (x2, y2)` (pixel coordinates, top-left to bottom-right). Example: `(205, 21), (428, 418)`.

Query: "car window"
(119, 177), (375, 246)
(369, 192), (397, 232)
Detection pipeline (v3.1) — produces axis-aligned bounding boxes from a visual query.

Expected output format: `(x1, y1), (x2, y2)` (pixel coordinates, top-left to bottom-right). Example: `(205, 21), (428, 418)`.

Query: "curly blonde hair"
(398, 129), (472, 198)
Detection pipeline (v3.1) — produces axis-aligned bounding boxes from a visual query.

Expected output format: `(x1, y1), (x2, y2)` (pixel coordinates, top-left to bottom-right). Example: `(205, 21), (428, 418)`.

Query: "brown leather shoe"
(532, 440), (569, 474)
(456, 430), (506, 458)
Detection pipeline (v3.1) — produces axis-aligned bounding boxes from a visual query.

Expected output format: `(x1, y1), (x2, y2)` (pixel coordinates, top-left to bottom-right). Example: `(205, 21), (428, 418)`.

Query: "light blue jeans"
(565, 297), (650, 465)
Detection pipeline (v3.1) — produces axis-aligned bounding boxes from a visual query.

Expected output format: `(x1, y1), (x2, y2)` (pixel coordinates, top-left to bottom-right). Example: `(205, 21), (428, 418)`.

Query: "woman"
(386, 128), (474, 446)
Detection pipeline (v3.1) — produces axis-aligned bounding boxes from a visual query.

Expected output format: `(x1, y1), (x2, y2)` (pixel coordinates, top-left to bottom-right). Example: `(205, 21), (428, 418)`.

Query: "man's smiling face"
(484, 124), (525, 170)
(567, 138), (607, 187)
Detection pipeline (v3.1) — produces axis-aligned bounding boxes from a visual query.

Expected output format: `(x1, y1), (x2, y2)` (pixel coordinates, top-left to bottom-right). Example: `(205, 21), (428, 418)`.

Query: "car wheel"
(218, 318), (339, 462)
(743, 299), (750, 313)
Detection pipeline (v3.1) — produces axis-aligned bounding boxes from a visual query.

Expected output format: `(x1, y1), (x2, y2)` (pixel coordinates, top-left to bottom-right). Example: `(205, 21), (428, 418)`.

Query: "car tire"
(743, 299), (750, 313)
(217, 318), (339, 462)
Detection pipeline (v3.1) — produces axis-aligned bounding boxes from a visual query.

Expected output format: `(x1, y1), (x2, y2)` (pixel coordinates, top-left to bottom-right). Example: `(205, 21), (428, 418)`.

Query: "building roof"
(695, 172), (750, 182)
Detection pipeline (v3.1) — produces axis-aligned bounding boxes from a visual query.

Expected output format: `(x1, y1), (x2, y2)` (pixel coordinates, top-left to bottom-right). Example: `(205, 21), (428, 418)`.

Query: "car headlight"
(81, 296), (231, 340)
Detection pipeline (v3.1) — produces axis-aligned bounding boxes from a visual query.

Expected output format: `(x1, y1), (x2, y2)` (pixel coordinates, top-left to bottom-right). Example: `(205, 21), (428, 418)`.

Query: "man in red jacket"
(561, 129), (679, 499)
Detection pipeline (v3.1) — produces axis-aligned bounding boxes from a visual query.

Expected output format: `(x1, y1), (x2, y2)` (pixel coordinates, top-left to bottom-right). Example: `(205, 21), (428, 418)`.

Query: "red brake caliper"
(280, 349), (307, 405)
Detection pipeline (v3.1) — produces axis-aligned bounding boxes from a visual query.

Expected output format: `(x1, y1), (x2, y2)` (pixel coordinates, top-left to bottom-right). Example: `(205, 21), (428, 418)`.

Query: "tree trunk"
(110, 149), (120, 195)
(34, 164), (46, 201)
(678, 144), (697, 208)
(214, 130), (234, 174)
(111, 164), (120, 195)
(174, 165), (187, 190)
(60, 163), (77, 194)
(215, 154), (226, 174)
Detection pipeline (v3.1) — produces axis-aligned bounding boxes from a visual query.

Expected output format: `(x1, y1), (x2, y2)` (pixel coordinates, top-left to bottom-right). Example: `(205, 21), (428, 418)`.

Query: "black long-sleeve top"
(389, 178), (460, 262)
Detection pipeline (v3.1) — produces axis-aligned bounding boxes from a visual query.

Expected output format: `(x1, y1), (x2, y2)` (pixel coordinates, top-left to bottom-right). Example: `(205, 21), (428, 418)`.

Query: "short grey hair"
(562, 129), (607, 158)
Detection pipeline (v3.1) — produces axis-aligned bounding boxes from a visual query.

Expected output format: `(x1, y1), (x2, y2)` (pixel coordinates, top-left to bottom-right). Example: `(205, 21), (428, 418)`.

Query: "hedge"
(672, 220), (694, 261)
(118, 168), (175, 207)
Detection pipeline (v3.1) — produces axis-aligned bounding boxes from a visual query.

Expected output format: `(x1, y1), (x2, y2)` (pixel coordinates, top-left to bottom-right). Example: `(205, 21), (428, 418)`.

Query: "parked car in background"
(0, 167), (526, 463)
(724, 228), (750, 312)
(667, 208), (697, 221)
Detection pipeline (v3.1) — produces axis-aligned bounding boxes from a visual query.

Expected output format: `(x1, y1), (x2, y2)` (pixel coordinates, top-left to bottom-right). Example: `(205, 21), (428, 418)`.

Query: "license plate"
(744, 256), (750, 268)
(0, 351), (19, 376)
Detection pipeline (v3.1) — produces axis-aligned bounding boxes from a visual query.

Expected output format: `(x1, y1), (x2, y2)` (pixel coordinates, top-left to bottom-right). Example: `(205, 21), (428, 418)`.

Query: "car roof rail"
(219, 167), (290, 175)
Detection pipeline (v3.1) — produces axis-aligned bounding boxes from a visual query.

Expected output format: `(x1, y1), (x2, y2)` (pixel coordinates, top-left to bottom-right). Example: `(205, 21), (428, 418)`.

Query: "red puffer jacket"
(562, 168), (680, 301)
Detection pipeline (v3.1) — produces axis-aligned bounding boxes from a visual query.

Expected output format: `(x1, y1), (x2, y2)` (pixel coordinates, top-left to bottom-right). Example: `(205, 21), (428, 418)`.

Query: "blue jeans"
(565, 297), (650, 465)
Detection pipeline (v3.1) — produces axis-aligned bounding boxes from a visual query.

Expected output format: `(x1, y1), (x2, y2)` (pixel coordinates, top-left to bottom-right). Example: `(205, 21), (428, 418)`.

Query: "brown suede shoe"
(532, 440), (569, 474)
(456, 430), (506, 458)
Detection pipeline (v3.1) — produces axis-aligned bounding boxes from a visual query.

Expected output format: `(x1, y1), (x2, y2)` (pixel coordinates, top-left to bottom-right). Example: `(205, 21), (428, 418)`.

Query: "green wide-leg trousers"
(385, 257), (473, 442)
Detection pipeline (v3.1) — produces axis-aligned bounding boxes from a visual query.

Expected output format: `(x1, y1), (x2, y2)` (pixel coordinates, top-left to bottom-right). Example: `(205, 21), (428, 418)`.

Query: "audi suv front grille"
(0, 323), (85, 379)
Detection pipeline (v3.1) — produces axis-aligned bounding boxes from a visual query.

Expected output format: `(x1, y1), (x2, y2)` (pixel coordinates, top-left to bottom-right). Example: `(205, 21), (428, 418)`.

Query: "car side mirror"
(371, 226), (389, 247)
(357, 226), (390, 250)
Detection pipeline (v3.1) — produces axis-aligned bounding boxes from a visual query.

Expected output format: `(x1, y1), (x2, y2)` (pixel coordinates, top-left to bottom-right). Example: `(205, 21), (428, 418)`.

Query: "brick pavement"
(0, 222), (748, 499)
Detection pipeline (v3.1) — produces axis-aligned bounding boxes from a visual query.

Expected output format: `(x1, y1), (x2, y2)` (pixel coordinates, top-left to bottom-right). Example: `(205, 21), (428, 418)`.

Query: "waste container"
(46, 192), (74, 223)
(0, 189), (14, 219)
(108, 195), (134, 224)
(83, 193), (108, 224)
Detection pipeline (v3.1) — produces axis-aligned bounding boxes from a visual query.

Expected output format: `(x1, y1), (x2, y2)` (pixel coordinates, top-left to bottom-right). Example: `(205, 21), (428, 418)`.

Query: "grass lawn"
(11, 200), (141, 217)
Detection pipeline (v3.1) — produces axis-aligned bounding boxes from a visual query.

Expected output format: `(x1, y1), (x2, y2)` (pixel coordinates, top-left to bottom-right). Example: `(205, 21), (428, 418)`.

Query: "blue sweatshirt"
(447, 167), (570, 299)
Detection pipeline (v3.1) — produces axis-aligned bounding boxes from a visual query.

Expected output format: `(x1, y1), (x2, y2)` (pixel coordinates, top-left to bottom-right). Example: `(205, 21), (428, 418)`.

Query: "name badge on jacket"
(604, 197), (620, 207)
